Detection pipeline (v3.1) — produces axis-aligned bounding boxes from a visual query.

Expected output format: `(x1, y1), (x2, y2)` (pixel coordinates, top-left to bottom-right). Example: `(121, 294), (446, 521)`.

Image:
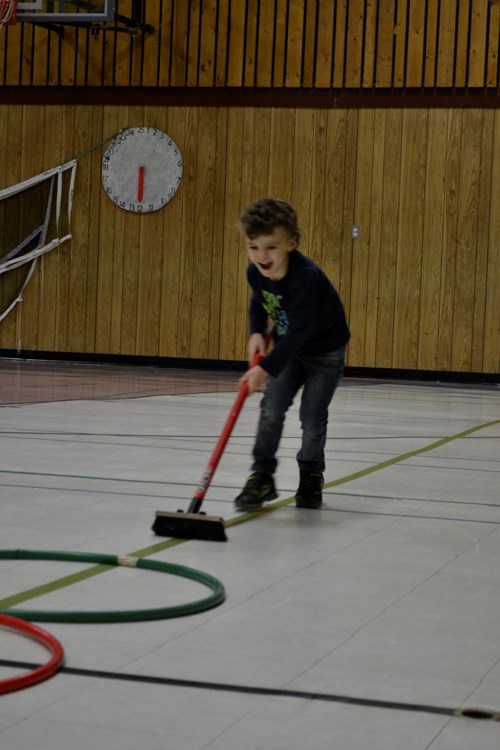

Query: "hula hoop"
(0, 613), (64, 694)
(0, 549), (225, 623)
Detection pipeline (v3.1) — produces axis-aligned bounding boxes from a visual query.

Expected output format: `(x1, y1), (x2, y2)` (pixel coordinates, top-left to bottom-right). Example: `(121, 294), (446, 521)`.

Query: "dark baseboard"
(0, 349), (498, 385)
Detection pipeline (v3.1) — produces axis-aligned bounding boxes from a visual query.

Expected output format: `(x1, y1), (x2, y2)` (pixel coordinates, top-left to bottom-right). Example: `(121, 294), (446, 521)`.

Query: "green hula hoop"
(0, 549), (225, 623)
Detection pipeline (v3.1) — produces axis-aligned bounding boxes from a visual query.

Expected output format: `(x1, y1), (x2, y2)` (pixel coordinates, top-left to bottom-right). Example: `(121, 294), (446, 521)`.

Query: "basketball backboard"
(16, 1), (114, 23)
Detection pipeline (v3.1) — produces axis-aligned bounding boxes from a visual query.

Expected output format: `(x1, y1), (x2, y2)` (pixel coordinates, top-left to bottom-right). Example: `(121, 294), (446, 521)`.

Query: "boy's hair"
(238, 197), (301, 243)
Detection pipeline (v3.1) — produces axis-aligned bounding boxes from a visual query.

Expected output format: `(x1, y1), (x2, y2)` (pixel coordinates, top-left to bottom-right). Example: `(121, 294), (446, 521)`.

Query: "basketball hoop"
(0, 0), (17, 29)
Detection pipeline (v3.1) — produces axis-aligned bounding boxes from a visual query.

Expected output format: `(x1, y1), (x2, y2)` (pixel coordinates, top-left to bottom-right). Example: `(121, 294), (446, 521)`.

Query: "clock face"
(102, 126), (183, 213)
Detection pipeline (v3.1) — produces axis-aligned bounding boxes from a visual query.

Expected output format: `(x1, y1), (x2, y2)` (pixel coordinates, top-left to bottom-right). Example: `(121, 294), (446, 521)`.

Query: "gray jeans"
(251, 347), (345, 475)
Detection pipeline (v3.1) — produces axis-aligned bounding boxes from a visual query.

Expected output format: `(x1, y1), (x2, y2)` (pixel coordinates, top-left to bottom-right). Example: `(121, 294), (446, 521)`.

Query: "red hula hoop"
(0, 613), (65, 694)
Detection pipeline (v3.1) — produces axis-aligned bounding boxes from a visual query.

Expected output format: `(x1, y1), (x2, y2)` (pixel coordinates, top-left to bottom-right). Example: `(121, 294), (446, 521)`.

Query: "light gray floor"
(0, 362), (499, 749)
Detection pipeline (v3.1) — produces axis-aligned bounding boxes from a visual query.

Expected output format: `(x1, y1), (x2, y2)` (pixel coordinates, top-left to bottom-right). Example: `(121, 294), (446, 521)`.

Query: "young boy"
(235, 197), (350, 510)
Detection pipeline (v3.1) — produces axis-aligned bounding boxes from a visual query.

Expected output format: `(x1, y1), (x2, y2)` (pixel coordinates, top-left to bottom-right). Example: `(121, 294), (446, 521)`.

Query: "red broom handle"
(187, 331), (272, 513)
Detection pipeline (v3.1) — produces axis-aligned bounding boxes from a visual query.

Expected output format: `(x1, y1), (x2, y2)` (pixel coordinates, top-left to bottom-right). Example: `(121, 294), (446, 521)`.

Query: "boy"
(235, 197), (350, 510)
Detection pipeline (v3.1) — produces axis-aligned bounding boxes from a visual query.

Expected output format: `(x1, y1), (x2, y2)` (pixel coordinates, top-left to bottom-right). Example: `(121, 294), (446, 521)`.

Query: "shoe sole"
(235, 491), (278, 510)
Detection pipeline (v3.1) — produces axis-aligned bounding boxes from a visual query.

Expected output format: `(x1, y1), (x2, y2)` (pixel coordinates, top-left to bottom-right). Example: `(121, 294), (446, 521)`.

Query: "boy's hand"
(240, 365), (267, 395)
(247, 333), (266, 363)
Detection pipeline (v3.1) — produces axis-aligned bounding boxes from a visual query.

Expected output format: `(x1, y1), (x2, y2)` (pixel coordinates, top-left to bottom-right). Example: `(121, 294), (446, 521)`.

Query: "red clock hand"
(137, 166), (145, 202)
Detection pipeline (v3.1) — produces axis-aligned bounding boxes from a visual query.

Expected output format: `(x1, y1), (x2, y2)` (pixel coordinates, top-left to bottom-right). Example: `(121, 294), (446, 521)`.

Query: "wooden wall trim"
(1, 85), (500, 108)
(2, 0), (500, 90)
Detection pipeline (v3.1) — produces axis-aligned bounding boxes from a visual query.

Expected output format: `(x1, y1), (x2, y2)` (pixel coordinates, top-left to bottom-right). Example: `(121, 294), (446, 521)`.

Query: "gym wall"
(0, 1), (499, 376)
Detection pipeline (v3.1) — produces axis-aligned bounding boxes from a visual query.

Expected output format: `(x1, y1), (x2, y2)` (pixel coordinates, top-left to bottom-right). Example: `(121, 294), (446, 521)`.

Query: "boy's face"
(245, 226), (297, 281)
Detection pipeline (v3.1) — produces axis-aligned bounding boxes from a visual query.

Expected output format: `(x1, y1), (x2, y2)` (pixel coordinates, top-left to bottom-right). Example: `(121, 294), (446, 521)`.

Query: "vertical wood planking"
(272, 0), (288, 86)
(349, 109), (375, 364)
(437, 109), (462, 370)
(375, 0), (397, 87)
(301, 0), (318, 87)
(37, 104), (65, 352)
(337, 109), (358, 340)
(482, 110), (500, 373)
(405, 0), (426, 86)
(471, 110), (493, 371)
(142, 1), (163, 86)
(418, 108), (448, 370)
(242, 0), (258, 87)
(157, 1), (174, 86)
(392, 0), (408, 87)
(170, 1), (190, 85)
(214, 0), (230, 86)
(189, 107), (218, 358)
(158, 107), (186, 357)
(393, 109), (428, 369)
(2, 0), (500, 89)
(234, 109), (256, 356)
(208, 108), (228, 358)
(467, 0), (489, 87)
(306, 109), (328, 276)
(454, 0), (471, 87)
(362, 0), (378, 88)
(17, 106), (46, 350)
(176, 107), (199, 355)
(255, 0), (275, 87)
(376, 108), (402, 367)
(291, 108), (315, 258)
(486, 2), (500, 87)
(226, 0), (246, 86)
(186, 0), (202, 87)
(436, 0), (458, 87)
(364, 108), (385, 364)
(83, 107), (104, 352)
(0, 105), (24, 349)
(94, 107), (120, 352)
(198, 0), (218, 87)
(423, 0), (440, 87)
(1, 102), (499, 374)
(218, 108), (245, 359)
(285, 0), (305, 87)
(451, 108), (481, 371)
(343, 0), (365, 88)
(314, 0), (335, 87)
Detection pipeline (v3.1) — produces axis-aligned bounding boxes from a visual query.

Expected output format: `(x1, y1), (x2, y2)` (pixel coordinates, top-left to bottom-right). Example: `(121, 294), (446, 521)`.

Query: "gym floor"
(0, 358), (499, 749)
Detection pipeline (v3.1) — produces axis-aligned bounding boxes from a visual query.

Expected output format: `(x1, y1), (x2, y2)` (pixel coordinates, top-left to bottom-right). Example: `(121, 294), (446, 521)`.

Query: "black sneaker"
(234, 473), (278, 510)
(295, 471), (324, 508)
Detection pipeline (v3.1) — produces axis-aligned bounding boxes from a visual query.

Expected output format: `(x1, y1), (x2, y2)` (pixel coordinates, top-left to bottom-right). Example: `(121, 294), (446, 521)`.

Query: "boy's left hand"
(240, 365), (267, 395)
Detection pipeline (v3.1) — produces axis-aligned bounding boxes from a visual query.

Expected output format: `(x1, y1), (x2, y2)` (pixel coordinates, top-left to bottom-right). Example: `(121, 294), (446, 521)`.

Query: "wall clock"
(102, 126), (183, 213)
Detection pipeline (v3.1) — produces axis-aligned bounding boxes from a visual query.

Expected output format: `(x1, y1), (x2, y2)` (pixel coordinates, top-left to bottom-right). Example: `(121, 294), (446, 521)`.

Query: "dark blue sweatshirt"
(247, 250), (350, 377)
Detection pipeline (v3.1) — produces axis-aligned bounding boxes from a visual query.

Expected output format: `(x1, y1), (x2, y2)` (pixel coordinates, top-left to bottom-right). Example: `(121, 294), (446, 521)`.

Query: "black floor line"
(0, 658), (460, 718)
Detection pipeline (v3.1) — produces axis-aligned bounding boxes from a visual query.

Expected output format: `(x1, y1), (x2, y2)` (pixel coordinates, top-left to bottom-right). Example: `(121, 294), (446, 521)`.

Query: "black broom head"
(152, 510), (227, 542)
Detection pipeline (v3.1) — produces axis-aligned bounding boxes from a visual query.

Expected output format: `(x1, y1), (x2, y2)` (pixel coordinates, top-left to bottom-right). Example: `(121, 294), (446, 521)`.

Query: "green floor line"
(1, 417), (498, 609)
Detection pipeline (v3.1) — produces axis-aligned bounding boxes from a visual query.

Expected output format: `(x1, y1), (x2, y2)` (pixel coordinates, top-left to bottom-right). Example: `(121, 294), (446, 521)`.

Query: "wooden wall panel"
(483, 111), (500, 373)
(0, 104), (499, 376)
(2, 0), (500, 89)
(418, 109), (448, 371)
(376, 109), (402, 368)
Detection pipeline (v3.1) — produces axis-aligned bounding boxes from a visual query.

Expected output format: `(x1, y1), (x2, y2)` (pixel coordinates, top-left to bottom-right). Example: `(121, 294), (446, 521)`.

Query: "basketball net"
(0, 0), (16, 29)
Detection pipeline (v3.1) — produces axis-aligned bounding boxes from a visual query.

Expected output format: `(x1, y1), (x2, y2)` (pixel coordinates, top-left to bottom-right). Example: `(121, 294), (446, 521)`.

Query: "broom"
(152, 330), (272, 541)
